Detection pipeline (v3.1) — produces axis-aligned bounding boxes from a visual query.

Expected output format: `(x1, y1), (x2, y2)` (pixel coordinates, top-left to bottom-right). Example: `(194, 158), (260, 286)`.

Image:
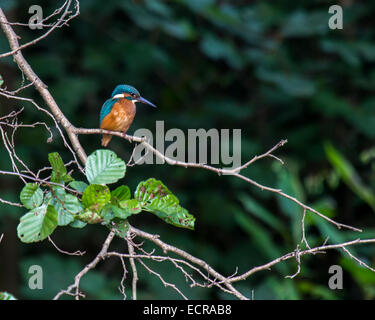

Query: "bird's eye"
(130, 93), (136, 97)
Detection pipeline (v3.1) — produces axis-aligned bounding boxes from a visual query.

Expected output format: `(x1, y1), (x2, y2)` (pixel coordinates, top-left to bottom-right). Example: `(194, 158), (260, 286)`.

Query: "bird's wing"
(99, 98), (119, 126)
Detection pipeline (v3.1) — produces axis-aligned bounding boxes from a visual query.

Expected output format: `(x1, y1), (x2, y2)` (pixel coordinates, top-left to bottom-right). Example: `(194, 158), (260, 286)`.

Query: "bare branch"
(126, 235), (139, 300)
(129, 225), (249, 300)
(0, 8), (87, 165)
(1, 3), (374, 301)
(53, 230), (116, 300)
(118, 255), (128, 300)
(0, 197), (23, 207)
(0, 0), (80, 59)
(138, 258), (188, 300)
(227, 238), (375, 283)
(48, 236), (86, 256)
(71, 127), (362, 232)
(0, 169), (80, 194)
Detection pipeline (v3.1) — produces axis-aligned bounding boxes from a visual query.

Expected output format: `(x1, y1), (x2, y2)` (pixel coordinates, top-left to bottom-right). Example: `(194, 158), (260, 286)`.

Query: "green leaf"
(17, 205), (58, 243)
(48, 152), (66, 176)
(101, 200), (141, 223)
(0, 292), (16, 300)
(82, 184), (111, 212)
(20, 183), (43, 209)
(325, 142), (375, 211)
(119, 199), (142, 215)
(0, 74), (3, 87)
(135, 178), (195, 230)
(48, 152), (73, 183)
(44, 188), (83, 226)
(63, 194), (83, 214)
(85, 150), (126, 185)
(100, 204), (116, 224)
(108, 218), (129, 238)
(69, 219), (87, 229)
(69, 181), (88, 193)
(77, 209), (103, 224)
(111, 185), (131, 205)
(135, 178), (175, 202)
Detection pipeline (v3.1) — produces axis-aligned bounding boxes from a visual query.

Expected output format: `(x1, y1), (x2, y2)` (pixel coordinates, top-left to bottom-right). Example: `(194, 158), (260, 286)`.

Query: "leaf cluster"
(17, 150), (195, 243)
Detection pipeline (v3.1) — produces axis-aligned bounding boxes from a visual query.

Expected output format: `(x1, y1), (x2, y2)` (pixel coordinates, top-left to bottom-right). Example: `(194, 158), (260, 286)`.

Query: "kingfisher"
(99, 84), (156, 147)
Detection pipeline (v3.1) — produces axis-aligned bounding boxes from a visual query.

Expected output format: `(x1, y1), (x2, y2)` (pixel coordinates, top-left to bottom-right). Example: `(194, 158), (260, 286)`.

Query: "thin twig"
(48, 236), (86, 256)
(53, 230), (116, 300)
(1, 4), (375, 301)
(0, 0), (80, 59)
(126, 235), (138, 300)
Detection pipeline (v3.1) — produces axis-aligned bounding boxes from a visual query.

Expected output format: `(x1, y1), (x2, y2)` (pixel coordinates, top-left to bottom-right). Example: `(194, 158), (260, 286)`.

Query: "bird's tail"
(101, 134), (112, 147)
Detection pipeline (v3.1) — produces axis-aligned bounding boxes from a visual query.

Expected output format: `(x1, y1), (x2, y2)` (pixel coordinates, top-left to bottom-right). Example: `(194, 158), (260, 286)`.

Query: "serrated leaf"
(85, 150), (126, 185)
(69, 180), (88, 193)
(17, 205), (58, 243)
(82, 184), (111, 212)
(111, 185), (131, 205)
(134, 178), (195, 230)
(20, 183), (43, 209)
(48, 152), (73, 183)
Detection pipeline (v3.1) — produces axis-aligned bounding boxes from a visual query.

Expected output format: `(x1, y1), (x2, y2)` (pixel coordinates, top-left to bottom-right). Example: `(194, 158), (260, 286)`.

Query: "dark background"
(1, 0), (375, 299)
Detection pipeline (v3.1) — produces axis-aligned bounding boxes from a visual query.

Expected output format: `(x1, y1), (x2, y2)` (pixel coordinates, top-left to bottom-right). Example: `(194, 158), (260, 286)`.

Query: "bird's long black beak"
(137, 96), (157, 108)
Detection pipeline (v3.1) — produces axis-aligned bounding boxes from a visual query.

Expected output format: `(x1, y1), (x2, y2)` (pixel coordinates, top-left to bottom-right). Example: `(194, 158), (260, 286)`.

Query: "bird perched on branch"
(99, 84), (156, 147)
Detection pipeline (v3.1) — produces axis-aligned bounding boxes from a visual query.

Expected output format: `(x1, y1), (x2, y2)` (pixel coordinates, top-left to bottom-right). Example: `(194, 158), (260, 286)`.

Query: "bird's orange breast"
(100, 99), (136, 133)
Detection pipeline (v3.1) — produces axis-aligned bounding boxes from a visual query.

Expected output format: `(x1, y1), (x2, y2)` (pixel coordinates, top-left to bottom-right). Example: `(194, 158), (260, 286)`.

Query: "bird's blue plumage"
(99, 84), (156, 147)
(99, 98), (118, 125)
(111, 84), (140, 98)
(99, 85), (141, 125)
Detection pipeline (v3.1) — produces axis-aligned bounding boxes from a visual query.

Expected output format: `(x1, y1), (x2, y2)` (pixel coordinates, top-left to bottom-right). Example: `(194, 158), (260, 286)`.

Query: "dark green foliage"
(1, 0), (375, 300)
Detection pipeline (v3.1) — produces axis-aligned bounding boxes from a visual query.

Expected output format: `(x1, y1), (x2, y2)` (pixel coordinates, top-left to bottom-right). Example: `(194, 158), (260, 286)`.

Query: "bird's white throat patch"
(112, 93), (125, 99)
